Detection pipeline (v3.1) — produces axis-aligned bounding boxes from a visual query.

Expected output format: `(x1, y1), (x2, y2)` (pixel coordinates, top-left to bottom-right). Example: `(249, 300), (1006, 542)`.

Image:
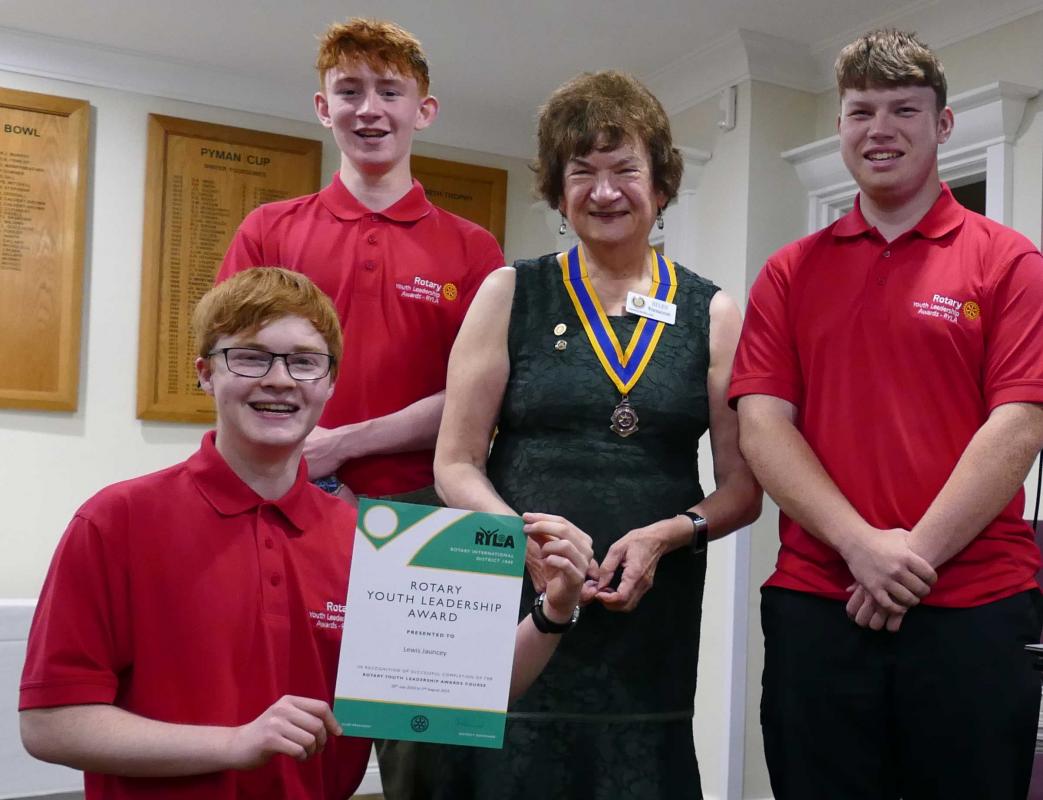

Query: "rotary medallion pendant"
(609, 396), (639, 438)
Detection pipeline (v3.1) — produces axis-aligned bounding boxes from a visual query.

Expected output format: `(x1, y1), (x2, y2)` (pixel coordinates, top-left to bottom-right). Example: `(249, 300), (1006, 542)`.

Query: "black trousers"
(761, 587), (1043, 800)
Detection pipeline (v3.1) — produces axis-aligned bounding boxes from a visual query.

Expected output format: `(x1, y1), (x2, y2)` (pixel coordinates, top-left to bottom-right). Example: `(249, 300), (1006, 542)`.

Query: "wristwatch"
(682, 511), (709, 555)
(312, 475), (342, 495)
(531, 592), (580, 634)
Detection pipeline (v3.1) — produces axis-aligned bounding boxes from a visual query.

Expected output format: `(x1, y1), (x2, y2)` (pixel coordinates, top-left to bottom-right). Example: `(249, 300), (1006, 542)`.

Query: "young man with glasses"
(19, 268), (591, 800)
(731, 30), (1043, 800)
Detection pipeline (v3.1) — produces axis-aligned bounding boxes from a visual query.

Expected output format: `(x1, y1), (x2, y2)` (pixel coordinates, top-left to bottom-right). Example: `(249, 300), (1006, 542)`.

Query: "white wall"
(935, 11), (1043, 256)
(0, 69), (552, 602)
(741, 80), (820, 800)
(668, 85), (755, 800)
(1, 602), (85, 799)
(672, 80), (820, 800)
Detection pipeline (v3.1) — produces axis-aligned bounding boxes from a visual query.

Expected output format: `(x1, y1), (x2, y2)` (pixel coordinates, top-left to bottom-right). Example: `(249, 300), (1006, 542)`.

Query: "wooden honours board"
(137, 115), (322, 423)
(0, 88), (89, 411)
(410, 155), (507, 248)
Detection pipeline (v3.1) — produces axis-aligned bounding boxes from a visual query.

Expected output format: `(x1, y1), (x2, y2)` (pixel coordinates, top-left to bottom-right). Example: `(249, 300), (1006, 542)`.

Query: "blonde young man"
(731, 31), (1043, 800)
(218, 19), (504, 505)
(20, 268), (591, 800)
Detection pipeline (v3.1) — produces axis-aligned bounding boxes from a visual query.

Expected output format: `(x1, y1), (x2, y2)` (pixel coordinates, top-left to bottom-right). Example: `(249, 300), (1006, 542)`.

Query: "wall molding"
(659, 146), (713, 256)
(780, 81), (1040, 230)
(647, 2), (1043, 116)
(0, 25), (313, 123)
(810, 0), (1043, 87)
(647, 29), (818, 117)
(3, 3), (1043, 155)
(0, 25), (534, 159)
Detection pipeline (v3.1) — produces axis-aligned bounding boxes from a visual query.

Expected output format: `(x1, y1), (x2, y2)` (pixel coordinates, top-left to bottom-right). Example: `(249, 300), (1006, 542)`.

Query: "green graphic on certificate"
(334, 500), (525, 748)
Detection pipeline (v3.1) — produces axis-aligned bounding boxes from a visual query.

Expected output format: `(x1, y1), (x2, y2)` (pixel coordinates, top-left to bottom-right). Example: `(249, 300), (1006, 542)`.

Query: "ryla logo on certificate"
(334, 499), (525, 748)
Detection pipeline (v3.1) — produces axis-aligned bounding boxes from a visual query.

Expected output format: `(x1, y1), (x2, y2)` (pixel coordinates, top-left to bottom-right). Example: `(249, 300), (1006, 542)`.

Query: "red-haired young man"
(20, 269), (590, 800)
(218, 18), (505, 505)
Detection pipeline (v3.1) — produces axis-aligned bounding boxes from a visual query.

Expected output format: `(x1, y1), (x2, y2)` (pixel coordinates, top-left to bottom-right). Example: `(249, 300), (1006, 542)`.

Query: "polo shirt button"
(883, 250), (891, 258)
(368, 214), (379, 222)
(364, 260), (376, 271)
(367, 234), (377, 244)
(264, 537), (274, 549)
(270, 574), (281, 587)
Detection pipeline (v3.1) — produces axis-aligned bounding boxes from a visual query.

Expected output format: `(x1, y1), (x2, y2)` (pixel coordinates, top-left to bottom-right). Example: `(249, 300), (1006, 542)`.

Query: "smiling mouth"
(865, 151), (902, 162)
(589, 210), (628, 219)
(249, 402), (299, 414)
(355, 130), (388, 139)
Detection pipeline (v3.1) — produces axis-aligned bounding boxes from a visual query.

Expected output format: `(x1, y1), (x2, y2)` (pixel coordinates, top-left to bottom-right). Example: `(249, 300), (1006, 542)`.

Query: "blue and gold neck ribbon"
(559, 244), (677, 396)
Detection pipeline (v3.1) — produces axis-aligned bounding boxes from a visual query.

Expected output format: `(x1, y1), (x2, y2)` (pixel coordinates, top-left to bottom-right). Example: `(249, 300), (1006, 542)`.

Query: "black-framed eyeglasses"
(208, 347), (335, 381)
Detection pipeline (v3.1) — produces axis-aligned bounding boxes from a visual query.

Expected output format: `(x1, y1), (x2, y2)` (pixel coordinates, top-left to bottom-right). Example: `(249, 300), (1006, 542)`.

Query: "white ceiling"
(1, 0), (1040, 157)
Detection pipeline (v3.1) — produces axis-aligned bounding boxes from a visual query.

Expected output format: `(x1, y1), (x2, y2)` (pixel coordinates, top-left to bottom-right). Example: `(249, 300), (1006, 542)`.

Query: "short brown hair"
(193, 268), (343, 376)
(534, 71), (683, 211)
(835, 29), (947, 111)
(316, 18), (430, 95)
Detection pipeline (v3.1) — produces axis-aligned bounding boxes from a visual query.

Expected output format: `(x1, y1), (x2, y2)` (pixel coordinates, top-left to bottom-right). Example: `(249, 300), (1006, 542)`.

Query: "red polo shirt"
(730, 185), (1043, 607)
(218, 176), (505, 495)
(21, 432), (369, 799)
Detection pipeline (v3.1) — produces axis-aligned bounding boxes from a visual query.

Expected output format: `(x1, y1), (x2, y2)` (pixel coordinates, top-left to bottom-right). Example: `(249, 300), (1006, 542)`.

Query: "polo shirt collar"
(832, 183), (965, 241)
(319, 173), (432, 222)
(186, 431), (325, 531)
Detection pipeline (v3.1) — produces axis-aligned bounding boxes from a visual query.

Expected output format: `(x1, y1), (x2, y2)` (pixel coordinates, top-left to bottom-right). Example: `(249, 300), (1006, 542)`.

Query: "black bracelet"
(683, 511), (709, 554)
(531, 592), (579, 634)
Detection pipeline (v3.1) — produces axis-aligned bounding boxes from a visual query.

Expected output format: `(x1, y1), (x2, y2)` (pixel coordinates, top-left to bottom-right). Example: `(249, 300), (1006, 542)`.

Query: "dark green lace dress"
(439, 253), (717, 799)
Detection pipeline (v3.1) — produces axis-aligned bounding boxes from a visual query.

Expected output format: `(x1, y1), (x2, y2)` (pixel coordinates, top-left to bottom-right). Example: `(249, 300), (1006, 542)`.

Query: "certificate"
(334, 499), (525, 748)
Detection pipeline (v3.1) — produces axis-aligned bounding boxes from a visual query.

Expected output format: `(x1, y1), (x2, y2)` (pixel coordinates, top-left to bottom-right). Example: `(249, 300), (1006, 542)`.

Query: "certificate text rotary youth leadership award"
(334, 500), (525, 748)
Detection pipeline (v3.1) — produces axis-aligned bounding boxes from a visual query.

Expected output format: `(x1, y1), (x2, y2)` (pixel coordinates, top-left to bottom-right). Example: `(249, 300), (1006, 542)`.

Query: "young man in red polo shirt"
(19, 268), (592, 800)
(217, 18), (505, 505)
(731, 30), (1043, 800)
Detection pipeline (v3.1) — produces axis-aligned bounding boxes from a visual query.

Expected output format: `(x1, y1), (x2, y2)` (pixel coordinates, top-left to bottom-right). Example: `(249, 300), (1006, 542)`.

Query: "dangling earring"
(656, 209), (665, 230)
(559, 214), (568, 236)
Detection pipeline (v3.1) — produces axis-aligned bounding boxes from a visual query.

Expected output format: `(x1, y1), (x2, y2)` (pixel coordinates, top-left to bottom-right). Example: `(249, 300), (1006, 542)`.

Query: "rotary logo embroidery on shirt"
(911, 293), (979, 326)
(309, 600), (346, 631)
(395, 276), (451, 305)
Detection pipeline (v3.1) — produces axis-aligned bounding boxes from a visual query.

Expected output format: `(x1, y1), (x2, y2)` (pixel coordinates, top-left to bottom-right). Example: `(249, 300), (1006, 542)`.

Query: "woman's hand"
(594, 520), (677, 612)
(522, 512), (594, 621)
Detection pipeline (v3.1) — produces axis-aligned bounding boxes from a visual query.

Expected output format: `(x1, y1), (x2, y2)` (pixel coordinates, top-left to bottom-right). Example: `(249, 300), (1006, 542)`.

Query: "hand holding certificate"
(333, 500), (591, 749)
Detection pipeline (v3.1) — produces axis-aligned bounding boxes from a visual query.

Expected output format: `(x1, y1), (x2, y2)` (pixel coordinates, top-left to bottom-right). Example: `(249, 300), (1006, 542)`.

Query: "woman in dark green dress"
(433, 71), (762, 799)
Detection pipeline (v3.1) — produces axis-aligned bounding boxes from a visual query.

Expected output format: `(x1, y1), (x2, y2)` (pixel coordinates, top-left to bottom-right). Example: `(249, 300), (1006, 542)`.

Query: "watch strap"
(531, 592), (579, 634)
(683, 511), (708, 555)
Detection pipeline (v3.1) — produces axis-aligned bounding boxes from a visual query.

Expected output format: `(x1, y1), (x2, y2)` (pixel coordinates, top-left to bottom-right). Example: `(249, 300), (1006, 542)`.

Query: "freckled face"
(196, 315), (334, 459)
(314, 60), (438, 176)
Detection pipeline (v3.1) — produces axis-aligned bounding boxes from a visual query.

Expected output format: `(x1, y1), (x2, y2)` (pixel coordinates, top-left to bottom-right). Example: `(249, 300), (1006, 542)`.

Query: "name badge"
(626, 291), (676, 325)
